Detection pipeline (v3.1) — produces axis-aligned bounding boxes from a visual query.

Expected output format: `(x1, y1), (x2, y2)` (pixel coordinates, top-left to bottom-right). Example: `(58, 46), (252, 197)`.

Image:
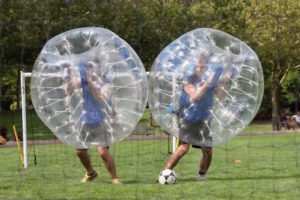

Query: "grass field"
(2, 110), (298, 141)
(1, 109), (161, 140)
(1, 133), (300, 200)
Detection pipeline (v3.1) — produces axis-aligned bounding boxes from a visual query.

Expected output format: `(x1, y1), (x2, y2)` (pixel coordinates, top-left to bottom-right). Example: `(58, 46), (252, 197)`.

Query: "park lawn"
(0, 109), (162, 140)
(0, 133), (300, 199)
(0, 110), (56, 140)
(242, 122), (272, 132)
(2, 110), (298, 141)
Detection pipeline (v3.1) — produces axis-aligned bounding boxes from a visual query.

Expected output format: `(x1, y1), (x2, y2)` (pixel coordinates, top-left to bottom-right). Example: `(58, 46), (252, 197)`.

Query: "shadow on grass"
(116, 179), (158, 185)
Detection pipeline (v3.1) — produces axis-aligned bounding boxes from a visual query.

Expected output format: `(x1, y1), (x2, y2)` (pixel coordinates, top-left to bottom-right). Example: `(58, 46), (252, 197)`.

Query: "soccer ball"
(158, 169), (177, 184)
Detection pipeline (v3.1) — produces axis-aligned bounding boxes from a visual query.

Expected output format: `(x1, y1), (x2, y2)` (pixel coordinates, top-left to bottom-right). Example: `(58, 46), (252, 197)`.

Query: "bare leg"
(165, 143), (190, 169)
(98, 147), (118, 179)
(76, 149), (94, 174)
(199, 147), (213, 174)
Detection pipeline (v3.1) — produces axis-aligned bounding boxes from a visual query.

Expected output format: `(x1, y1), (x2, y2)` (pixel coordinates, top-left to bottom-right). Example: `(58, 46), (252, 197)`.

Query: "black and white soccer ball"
(158, 169), (177, 184)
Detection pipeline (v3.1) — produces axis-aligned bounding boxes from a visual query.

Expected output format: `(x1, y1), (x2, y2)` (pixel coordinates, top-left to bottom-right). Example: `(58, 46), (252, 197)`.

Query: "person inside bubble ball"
(163, 52), (230, 181)
(65, 61), (120, 184)
(293, 111), (300, 127)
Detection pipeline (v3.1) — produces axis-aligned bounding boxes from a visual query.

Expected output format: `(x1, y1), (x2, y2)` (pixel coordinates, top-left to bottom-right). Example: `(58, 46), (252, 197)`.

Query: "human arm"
(65, 67), (81, 95)
(87, 77), (101, 103)
(183, 73), (215, 101)
(214, 67), (236, 97)
(87, 76), (111, 107)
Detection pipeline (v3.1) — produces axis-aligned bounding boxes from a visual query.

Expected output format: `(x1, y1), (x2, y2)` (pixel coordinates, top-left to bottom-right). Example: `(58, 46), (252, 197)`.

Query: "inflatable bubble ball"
(148, 28), (264, 147)
(31, 27), (148, 148)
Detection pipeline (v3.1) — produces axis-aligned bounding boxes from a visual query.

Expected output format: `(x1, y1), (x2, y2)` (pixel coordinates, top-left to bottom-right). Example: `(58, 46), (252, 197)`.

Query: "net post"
(21, 71), (31, 168)
(172, 136), (176, 153)
(172, 73), (177, 153)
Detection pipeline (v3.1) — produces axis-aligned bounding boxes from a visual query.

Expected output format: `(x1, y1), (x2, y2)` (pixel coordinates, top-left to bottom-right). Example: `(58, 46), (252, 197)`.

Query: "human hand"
(87, 74), (95, 88)
(65, 67), (75, 94)
(206, 67), (223, 87)
(224, 67), (237, 84)
(63, 66), (72, 83)
(66, 67), (72, 82)
(223, 72), (232, 83)
(101, 84), (112, 100)
(206, 73), (216, 85)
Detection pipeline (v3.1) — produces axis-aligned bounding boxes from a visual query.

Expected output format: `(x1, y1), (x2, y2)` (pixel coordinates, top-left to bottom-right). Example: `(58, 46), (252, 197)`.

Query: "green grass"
(0, 109), (162, 140)
(1, 133), (300, 199)
(0, 110), (56, 140)
(1, 110), (298, 142)
(242, 122), (273, 132)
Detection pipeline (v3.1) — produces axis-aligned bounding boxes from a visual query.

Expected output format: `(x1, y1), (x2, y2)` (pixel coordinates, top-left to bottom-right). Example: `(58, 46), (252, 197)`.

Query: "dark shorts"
(79, 122), (112, 147)
(79, 146), (109, 150)
(178, 119), (213, 148)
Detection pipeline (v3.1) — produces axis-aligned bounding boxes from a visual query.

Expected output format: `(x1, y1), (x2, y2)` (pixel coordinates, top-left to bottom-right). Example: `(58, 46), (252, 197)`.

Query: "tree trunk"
(296, 78), (299, 112)
(271, 81), (280, 130)
(0, 74), (2, 112)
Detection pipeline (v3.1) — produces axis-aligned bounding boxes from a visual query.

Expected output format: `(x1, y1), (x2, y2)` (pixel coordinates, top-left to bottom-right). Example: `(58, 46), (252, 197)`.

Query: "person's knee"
(98, 147), (109, 157)
(178, 144), (189, 156)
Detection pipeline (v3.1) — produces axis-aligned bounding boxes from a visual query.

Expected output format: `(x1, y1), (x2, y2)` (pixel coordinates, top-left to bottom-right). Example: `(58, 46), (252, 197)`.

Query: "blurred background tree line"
(0, 0), (299, 130)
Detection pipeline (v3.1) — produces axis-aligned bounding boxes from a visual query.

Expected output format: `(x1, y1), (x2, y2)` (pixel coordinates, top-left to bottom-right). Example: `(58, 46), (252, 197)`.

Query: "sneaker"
(197, 174), (206, 181)
(112, 178), (121, 185)
(81, 171), (99, 183)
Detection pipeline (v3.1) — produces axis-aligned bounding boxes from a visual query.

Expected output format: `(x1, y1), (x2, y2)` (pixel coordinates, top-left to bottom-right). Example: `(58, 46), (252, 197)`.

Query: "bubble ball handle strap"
(229, 67), (238, 85)
(79, 62), (88, 86)
(222, 67), (238, 89)
(208, 66), (223, 88)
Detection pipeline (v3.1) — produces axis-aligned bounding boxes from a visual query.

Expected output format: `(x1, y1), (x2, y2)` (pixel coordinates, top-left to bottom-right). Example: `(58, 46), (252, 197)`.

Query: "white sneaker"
(197, 174), (206, 181)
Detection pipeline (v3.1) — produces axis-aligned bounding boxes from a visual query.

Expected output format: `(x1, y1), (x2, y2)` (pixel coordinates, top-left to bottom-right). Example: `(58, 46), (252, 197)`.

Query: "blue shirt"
(178, 63), (223, 123)
(79, 63), (105, 125)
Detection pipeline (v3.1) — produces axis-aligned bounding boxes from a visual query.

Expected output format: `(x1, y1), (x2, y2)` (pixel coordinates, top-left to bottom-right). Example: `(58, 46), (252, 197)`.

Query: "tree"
(245, 0), (300, 130)
(0, 0), (299, 121)
(281, 69), (300, 113)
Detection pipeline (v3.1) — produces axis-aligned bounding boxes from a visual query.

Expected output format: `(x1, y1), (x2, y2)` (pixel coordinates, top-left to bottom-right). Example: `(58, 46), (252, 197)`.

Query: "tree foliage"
(0, 0), (299, 128)
(244, 0), (300, 129)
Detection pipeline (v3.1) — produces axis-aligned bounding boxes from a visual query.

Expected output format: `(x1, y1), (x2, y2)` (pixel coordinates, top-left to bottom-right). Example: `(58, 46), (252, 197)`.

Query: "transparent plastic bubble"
(149, 28), (264, 147)
(31, 27), (148, 148)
